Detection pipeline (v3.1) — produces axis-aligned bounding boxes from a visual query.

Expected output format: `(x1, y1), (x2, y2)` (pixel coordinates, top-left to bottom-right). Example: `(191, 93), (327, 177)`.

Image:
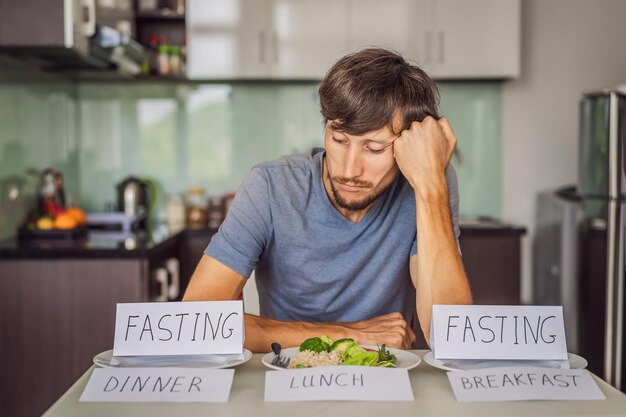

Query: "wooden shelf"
(136, 10), (185, 21)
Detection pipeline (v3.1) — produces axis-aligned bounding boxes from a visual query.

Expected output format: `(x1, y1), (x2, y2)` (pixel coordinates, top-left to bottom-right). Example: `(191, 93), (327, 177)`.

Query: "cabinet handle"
(152, 268), (168, 302)
(166, 258), (180, 300)
(425, 29), (433, 66)
(82, 0), (96, 37)
(438, 30), (445, 64)
(259, 31), (266, 64)
(272, 30), (279, 64)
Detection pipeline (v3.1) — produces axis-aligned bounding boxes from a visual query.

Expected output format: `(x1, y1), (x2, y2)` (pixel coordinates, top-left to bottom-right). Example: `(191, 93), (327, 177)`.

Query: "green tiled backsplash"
(0, 72), (501, 239)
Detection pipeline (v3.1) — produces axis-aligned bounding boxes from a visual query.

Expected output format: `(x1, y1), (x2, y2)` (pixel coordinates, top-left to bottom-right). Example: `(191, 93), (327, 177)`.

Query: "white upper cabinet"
(187, 0), (520, 80)
(270, 0), (350, 78)
(349, 0), (431, 70)
(188, 0), (350, 79)
(431, 0), (521, 79)
(187, 0), (270, 78)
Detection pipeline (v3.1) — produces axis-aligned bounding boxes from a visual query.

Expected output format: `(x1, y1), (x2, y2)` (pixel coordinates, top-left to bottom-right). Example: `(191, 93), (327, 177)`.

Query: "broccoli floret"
(299, 337), (329, 353)
(320, 335), (334, 347)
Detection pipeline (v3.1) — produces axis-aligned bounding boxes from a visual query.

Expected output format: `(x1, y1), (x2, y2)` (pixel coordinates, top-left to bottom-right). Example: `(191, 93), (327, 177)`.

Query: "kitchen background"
(0, 72), (501, 233)
(3, 1), (626, 415)
(2, 0), (626, 303)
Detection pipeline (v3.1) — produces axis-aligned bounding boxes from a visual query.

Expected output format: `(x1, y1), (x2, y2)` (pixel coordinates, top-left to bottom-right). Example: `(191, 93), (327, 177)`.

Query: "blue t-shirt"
(206, 148), (460, 324)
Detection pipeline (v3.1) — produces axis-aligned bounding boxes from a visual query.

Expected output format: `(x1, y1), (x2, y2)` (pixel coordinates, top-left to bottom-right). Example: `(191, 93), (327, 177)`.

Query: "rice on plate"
(287, 335), (397, 368)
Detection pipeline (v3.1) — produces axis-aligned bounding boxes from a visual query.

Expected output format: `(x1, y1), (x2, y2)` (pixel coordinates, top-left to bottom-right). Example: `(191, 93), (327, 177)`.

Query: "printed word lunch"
(289, 372), (365, 389)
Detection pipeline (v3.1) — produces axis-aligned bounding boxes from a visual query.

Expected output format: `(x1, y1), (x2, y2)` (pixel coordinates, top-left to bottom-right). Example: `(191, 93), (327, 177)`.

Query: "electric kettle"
(116, 177), (151, 218)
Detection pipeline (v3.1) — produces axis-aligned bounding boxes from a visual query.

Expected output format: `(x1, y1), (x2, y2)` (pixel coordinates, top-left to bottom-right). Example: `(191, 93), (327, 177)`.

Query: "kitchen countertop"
(0, 225), (216, 259)
(43, 350), (626, 417)
(0, 219), (524, 260)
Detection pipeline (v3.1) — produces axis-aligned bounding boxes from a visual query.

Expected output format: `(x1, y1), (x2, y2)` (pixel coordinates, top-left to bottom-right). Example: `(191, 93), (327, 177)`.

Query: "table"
(43, 350), (626, 417)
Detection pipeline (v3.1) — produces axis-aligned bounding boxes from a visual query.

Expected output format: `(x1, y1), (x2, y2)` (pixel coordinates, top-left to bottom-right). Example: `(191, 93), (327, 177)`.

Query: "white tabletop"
(43, 350), (626, 417)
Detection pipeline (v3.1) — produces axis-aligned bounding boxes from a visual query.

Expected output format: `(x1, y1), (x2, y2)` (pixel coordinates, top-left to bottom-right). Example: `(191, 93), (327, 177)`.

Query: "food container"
(184, 187), (207, 229)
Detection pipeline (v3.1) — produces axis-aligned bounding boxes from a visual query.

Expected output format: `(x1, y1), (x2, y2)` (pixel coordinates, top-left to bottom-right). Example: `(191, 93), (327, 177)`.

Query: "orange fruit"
(65, 207), (86, 225)
(54, 213), (79, 229)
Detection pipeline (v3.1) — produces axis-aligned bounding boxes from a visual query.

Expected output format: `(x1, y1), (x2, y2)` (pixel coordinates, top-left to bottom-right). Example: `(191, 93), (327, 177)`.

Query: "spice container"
(185, 187), (207, 229)
(207, 196), (225, 230)
(165, 193), (185, 233)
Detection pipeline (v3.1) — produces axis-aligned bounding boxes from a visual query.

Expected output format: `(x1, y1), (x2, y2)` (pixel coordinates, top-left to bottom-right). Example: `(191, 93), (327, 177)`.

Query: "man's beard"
(327, 171), (388, 211)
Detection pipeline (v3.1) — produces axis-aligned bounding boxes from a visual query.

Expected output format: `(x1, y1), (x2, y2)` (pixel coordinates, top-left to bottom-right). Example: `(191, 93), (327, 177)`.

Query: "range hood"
(0, 0), (147, 76)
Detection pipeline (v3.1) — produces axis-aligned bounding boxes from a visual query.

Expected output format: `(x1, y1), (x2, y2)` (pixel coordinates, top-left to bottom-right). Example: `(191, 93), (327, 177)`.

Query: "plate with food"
(93, 349), (253, 369)
(261, 335), (421, 370)
(423, 351), (588, 372)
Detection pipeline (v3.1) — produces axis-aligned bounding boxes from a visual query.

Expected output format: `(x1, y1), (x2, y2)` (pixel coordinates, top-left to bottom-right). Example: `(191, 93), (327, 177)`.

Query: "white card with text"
(113, 301), (244, 356)
(79, 368), (235, 403)
(264, 366), (414, 402)
(431, 305), (568, 360)
(447, 366), (605, 402)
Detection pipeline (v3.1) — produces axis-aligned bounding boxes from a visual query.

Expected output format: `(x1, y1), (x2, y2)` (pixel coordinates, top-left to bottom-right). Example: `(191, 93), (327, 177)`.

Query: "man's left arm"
(394, 117), (473, 343)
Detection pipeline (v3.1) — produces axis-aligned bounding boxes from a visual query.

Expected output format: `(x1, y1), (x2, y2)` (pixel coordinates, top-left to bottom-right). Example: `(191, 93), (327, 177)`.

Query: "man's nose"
(343, 145), (364, 178)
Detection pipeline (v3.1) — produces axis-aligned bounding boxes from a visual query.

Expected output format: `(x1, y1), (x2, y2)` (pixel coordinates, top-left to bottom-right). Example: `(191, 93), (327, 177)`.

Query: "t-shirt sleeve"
(205, 167), (273, 277)
(410, 164), (461, 256)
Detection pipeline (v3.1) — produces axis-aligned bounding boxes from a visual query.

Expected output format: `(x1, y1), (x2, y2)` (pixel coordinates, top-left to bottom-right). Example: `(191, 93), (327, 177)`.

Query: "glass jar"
(185, 187), (207, 229)
(207, 196), (225, 230)
(165, 193), (185, 233)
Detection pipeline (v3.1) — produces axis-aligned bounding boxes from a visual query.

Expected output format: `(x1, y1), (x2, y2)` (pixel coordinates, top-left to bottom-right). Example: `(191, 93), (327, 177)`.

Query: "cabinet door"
(349, 0), (433, 72)
(432, 0), (520, 79)
(0, 259), (147, 417)
(187, 0), (270, 78)
(268, 0), (350, 79)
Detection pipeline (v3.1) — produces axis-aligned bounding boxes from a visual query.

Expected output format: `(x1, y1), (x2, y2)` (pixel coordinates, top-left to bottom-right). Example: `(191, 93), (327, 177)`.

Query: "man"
(183, 48), (472, 352)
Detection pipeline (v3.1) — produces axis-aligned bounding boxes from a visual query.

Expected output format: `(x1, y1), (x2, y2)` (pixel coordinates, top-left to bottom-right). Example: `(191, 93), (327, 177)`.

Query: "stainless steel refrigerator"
(534, 90), (626, 390)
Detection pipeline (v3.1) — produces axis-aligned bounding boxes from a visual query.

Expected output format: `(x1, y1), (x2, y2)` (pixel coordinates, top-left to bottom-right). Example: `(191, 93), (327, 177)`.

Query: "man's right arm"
(183, 254), (415, 352)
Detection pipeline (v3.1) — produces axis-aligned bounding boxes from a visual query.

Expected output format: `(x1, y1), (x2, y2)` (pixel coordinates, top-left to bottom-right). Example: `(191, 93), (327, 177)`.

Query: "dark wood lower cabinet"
(459, 231), (523, 305)
(0, 259), (148, 417)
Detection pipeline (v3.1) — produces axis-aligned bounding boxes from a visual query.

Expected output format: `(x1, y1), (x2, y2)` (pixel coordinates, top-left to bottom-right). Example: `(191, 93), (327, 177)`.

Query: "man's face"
(323, 121), (400, 216)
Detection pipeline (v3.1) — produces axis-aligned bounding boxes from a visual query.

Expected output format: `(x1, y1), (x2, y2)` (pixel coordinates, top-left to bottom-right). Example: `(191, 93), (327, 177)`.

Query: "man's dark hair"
(319, 48), (439, 135)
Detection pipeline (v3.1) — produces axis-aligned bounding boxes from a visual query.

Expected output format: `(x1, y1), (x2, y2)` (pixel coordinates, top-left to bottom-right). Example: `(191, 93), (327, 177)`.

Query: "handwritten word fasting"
(446, 314), (557, 344)
(113, 301), (244, 356)
(431, 305), (567, 360)
(124, 311), (239, 342)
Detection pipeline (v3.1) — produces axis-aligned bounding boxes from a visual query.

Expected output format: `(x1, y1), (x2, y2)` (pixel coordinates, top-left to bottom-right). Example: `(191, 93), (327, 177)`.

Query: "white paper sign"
(447, 367), (605, 402)
(113, 301), (244, 356)
(264, 366), (414, 402)
(79, 368), (235, 403)
(431, 305), (567, 360)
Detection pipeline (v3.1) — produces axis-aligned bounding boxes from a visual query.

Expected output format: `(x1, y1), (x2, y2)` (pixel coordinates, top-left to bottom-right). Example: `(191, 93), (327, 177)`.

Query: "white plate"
(261, 345), (421, 371)
(93, 349), (252, 369)
(423, 351), (588, 372)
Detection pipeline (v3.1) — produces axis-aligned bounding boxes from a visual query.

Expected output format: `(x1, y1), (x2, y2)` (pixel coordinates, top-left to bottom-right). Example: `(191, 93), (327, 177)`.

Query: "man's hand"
(342, 312), (416, 349)
(392, 116), (457, 193)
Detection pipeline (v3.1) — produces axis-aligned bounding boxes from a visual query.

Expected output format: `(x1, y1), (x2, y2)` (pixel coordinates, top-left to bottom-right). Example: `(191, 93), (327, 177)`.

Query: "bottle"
(148, 33), (159, 75)
(184, 188), (207, 229)
(180, 36), (187, 75)
(169, 45), (181, 76)
(165, 193), (185, 233)
(158, 44), (171, 76)
(207, 196), (225, 230)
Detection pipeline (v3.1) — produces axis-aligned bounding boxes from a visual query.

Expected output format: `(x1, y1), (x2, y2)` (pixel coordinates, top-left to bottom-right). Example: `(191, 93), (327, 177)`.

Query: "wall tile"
(0, 74), (502, 238)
